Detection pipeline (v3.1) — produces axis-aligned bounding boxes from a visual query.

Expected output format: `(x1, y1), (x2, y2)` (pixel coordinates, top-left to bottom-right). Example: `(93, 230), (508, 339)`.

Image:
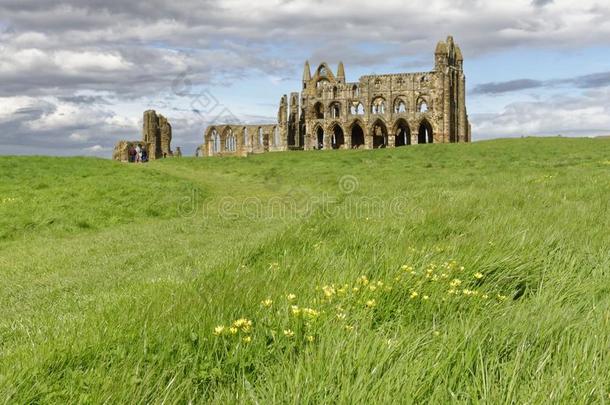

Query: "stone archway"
(350, 122), (365, 149)
(316, 126), (324, 149)
(418, 119), (433, 144)
(371, 119), (388, 149)
(330, 124), (345, 149)
(394, 119), (411, 147)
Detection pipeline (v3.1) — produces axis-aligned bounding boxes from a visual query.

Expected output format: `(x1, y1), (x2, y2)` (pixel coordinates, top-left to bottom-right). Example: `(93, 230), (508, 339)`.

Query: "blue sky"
(1, 0), (609, 156)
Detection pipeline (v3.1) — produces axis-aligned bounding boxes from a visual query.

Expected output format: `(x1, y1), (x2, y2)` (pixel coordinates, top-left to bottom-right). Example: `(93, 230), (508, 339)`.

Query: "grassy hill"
(1, 137), (609, 403)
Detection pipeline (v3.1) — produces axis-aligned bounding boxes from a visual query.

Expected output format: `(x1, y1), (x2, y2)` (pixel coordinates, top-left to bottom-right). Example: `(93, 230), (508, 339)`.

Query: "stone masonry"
(200, 36), (470, 157)
(112, 110), (173, 161)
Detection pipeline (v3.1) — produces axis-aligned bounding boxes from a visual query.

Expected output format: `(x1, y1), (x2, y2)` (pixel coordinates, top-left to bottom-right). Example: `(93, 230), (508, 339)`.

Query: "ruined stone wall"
(201, 36), (469, 157)
(113, 110), (174, 161)
(201, 124), (280, 157)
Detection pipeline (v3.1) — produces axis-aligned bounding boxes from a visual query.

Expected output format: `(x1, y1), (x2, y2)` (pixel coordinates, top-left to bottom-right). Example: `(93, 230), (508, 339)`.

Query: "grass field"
(1, 137), (609, 403)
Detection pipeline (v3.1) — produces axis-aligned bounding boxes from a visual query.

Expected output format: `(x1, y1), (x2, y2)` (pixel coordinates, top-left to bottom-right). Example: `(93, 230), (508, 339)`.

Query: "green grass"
(0, 137), (609, 403)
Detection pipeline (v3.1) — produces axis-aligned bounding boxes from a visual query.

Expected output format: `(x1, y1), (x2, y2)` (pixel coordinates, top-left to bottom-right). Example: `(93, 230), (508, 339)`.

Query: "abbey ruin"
(112, 110), (174, 161)
(201, 36), (470, 157)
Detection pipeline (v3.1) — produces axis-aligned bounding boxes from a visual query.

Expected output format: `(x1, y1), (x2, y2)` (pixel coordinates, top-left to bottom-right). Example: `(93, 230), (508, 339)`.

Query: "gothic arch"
(371, 97), (386, 114)
(417, 97), (430, 113)
(350, 101), (365, 115)
(207, 126), (222, 155)
(349, 119), (366, 149)
(418, 119), (434, 144)
(328, 122), (345, 150)
(370, 118), (388, 149)
(393, 118), (411, 147)
(313, 124), (325, 150)
(243, 127), (249, 147)
(329, 102), (342, 119)
(394, 97), (407, 114)
(257, 127), (264, 148)
(223, 127), (237, 152)
(313, 102), (325, 119)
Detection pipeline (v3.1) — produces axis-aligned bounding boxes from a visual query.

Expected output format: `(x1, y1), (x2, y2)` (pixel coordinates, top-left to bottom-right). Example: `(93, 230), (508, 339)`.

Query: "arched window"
(330, 103), (341, 119)
(419, 101), (429, 113)
(273, 126), (280, 147)
(357, 103), (364, 115)
(243, 127), (249, 147)
(395, 99), (407, 113)
(350, 102), (364, 115)
(314, 102), (324, 119)
(211, 129), (221, 154)
(372, 98), (386, 114)
(332, 86), (338, 98)
(258, 127), (264, 147)
(225, 129), (236, 152)
(352, 85), (359, 97)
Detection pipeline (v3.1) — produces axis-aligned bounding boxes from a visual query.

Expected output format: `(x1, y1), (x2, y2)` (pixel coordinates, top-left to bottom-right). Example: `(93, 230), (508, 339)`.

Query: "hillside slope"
(1, 138), (609, 403)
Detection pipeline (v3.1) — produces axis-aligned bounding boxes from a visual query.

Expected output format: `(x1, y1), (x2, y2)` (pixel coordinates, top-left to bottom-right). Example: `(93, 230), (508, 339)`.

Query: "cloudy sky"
(1, 0), (609, 157)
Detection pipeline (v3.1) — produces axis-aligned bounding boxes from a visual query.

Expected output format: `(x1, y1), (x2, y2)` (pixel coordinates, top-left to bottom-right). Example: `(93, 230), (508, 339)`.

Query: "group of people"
(127, 144), (148, 163)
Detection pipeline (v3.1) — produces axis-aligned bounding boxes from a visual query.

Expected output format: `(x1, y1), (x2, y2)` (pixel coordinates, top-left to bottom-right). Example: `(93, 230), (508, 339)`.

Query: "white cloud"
(473, 89), (610, 139)
(69, 132), (89, 142)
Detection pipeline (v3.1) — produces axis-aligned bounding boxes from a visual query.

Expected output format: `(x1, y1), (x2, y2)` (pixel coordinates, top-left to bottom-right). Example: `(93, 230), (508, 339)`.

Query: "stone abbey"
(200, 36), (470, 157)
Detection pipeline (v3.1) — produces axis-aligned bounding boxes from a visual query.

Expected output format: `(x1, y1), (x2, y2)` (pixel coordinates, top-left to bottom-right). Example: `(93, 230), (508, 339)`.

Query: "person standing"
(128, 144), (136, 163)
(135, 144), (142, 163)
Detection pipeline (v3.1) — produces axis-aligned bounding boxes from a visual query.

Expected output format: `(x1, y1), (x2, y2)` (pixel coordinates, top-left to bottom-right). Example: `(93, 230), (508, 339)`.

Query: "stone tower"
(159, 114), (173, 157)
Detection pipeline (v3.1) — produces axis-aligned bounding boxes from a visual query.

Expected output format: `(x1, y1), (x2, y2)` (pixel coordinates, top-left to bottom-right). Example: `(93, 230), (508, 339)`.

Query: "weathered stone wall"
(159, 114), (172, 157)
(113, 110), (175, 161)
(201, 36), (470, 157)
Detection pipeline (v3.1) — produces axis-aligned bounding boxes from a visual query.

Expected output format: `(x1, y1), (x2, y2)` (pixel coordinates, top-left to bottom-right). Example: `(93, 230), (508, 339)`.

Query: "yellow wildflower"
(357, 275), (369, 286)
(423, 295), (430, 300)
(322, 285), (336, 298)
(233, 318), (253, 332)
(283, 329), (295, 338)
(345, 325), (354, 332)
(286, 293), (296, 302)
(302, 308), (320, 319)
(369, 285), (377, 292)
(242, 336), (252, 343)
(291, 305), (301, 316)
(410, 291), (419, 299)
(474, 272), (484, 279)
(433, 330), (440, 336)
(366, 299), (377, 308)
(229, 327), (238, 335)
(450, 279), (462, 288)
(462, 289), (475, 296)
(306, 335), (315, 343)
(213, 325), (225, 336)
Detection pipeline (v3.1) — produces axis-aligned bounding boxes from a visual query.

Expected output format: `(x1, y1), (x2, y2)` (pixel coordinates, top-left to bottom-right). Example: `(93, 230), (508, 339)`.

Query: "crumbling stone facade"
(201, 36), (470, 157)
(113, 110), (174, 161)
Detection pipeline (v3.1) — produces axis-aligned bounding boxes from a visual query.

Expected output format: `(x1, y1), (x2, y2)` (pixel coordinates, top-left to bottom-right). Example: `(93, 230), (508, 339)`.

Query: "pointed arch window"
(372, 98), (386, 114)
(211, 129), (221, 154)
(225, 129), (236, 152)
(273, 126), (280, 147)
(395, 99), (407, 114)
(330, 102), (341, 119)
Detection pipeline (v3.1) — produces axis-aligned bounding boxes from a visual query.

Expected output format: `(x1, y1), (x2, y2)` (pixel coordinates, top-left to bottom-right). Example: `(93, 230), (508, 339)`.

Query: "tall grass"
(0, 137), (609, 403)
